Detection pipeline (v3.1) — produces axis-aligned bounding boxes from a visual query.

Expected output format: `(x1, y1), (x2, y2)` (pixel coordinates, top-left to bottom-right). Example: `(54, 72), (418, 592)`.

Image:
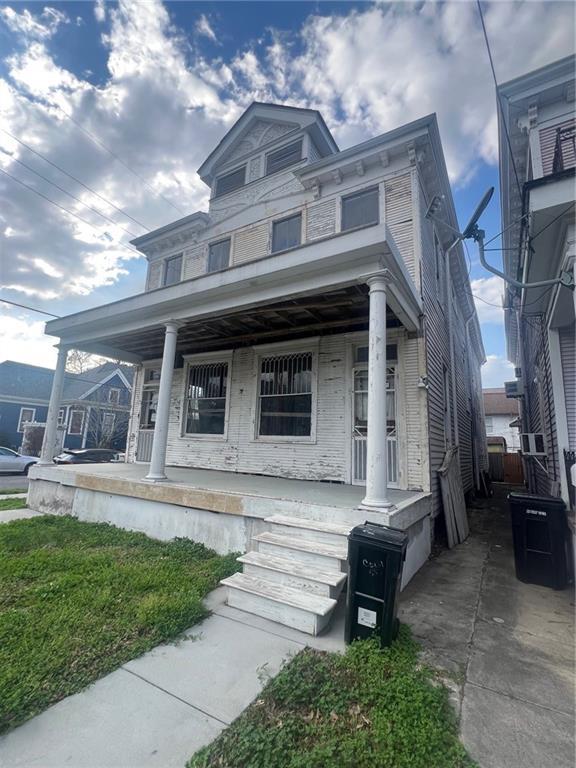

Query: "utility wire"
(55, 105), (186, 217)
(1, 128), (150, 232)
(0, 167), (142, 258)
(476, 0), (523, 201)
(0, 298), (60, 318)
(1, 148), (140, 239)
(530, 202), (575, 243)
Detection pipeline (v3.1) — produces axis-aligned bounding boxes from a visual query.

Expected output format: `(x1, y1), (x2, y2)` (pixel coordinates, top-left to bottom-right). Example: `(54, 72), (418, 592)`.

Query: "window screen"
(266, 140), (303, 176)
(272, 214), (302, 253)
(208, 239), (231, 273)
(163, 254), (182, 286)
(341, 187), (379, 232)
(215, 166), (245, 197)
(185, 362), (228, 435)
(258, 353), (312, 437)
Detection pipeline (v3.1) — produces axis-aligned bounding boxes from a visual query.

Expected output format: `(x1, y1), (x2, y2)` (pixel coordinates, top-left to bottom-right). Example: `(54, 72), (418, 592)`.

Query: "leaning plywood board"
(438, 447), (469, 548)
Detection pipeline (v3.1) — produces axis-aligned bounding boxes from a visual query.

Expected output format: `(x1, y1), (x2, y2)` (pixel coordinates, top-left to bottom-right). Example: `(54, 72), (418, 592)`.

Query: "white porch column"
(362, 272), (394, 510)
(38, 345), (68, 465)
(145, 322), (179, 482)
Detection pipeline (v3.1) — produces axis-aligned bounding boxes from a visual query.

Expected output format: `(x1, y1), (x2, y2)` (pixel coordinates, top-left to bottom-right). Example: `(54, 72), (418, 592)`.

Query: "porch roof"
(45, 222), (422, 363)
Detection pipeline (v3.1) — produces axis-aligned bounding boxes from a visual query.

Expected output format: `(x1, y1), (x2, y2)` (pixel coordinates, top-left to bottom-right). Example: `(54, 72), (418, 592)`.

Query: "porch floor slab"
(30, 462), (420, 510)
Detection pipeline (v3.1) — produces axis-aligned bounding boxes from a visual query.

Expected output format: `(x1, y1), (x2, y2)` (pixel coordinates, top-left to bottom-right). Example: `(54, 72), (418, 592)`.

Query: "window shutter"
(266, 140), (303, 175)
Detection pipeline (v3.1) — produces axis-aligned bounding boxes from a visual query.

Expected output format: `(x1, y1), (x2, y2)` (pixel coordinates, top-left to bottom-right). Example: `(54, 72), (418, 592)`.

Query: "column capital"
(365, 269), (393, 290)
(164, 320), (184, 332)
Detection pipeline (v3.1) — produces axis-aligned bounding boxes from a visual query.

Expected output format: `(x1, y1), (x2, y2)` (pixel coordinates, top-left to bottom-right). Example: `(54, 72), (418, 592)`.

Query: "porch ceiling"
(103, 285), (400, 360)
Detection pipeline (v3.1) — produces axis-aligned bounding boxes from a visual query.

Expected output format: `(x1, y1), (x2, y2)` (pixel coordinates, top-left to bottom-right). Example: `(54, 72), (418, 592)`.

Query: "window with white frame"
(265, 140), (303, 176)
(69, 409), (85, 435)
(101, 412), (116, 436)
(215, 166), (246, 197)
(257, 352), (313, 438)
(140, 390), (158, 429)
(341, 187), (379, 232)
(272, 213), (302, 253)
(57, 407), (66, 427)
(207, 239), (231, 273)
(108, 387), (121, 405)
(485, 416), (494, 434)
(162, 254), (182, 287)
(184, 361), (229, 435)
(17, 407), (35, 432)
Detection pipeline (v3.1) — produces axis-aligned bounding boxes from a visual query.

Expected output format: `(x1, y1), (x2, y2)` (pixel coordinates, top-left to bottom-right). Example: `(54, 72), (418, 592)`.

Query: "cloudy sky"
(0, 0), (574, 386)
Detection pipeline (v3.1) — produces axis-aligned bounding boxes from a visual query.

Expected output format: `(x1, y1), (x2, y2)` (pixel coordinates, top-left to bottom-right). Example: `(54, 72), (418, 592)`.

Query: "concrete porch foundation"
(28, 464), (432, 589)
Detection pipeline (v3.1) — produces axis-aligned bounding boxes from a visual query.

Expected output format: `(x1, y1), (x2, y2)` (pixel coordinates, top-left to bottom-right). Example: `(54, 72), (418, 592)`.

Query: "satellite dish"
(462, 187), (494, 239)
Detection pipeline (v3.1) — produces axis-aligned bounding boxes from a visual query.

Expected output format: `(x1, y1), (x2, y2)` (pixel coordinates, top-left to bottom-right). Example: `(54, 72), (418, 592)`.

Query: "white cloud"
(0, 6), (68, 40)
(482, 354), (515, 389)
(0, 310), (58, 368)
(196, 14), (218, 44)
(94, 0), (106, 24)
(470, 276), (505, 324)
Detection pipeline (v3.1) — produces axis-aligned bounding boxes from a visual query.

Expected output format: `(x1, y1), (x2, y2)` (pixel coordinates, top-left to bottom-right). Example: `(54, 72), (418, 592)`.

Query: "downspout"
(465, 311), (481, 492)
(446, 238), (460, 459)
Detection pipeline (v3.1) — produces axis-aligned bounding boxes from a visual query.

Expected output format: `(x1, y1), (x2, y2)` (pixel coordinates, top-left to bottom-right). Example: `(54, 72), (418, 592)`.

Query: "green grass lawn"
(0, 488), (27, 495)
(0, 498), (27, 511)
(189, 629), (475, 768)
(0, 515), (239, 733)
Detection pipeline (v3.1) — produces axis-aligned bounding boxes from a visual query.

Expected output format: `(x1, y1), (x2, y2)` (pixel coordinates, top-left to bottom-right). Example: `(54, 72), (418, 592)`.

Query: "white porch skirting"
(27, 465), (432, 588)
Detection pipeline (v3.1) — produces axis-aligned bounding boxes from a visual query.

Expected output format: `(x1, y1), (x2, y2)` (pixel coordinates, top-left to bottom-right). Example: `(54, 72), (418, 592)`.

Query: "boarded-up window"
(266, 140), (302, 176)
(341, 187), (379, 232)
(215, 166), (245, 197)
(272, 213), (302, 253)
(163, 254), (182, 286)
(208, 239), (231, 273)
(258, 353), (312, 437)
(184, 362), (228, 435)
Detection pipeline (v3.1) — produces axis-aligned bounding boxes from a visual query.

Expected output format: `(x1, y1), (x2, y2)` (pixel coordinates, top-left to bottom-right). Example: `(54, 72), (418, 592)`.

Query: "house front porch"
(28, 462), (431, 590)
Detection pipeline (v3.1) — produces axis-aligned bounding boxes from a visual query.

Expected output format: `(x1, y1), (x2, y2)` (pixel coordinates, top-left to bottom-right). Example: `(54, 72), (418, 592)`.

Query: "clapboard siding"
(560, 324), (576, 449)
(306, 199), (336, 241)
(403, 334), (426, 490)
(126, 366), (144, 463)
(384, 174), (416, 284)
(183, 244), (206, 279)
(233, 223), (270, 265)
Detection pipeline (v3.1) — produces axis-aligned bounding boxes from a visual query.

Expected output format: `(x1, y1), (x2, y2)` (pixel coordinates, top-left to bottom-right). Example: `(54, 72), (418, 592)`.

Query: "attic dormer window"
(215, 165), (246, 197)
(266, 140), (303, 176)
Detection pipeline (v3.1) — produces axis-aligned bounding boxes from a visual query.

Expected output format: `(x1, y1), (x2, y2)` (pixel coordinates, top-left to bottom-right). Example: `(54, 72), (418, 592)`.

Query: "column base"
(143, 473), (170, 483)
(359, 498), (396, 513)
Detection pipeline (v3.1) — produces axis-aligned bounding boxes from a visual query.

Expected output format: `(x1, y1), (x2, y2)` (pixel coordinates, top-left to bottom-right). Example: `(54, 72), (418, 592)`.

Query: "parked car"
(0, 447), (39, 474)
(53, 449), (123, 465)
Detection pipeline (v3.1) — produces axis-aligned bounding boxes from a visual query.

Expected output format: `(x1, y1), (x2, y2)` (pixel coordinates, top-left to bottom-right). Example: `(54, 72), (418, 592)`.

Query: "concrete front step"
(254, 531), (348, 572)
(238, 551), (347, 599)
(265, 515), (352, 548)
(221, 573), (336, 635)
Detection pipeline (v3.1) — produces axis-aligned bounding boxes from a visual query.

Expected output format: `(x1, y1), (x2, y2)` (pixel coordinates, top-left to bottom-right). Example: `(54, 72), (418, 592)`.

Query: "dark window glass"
(163, 254), (182, 286)
(266, 140), (303, 176)
(215, 166), (245, 197)
(140, 390), (158, 429)
(272, 214), (302, 253)
(341, 187), (379, 232)
(258, 353), (312, 437)
(208, 239), (231, 273)
(185, 363), (228, 435)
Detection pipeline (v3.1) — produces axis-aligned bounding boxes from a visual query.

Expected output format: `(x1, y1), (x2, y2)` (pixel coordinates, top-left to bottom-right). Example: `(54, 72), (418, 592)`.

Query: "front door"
(351, 363), (398, 486)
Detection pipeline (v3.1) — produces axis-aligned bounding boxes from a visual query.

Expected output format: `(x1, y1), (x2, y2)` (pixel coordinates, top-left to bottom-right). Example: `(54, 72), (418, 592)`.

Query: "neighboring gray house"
(483, 388), (520, 452)
(0, 360), (133, 453)
(498, 56), (575, 508)
(28, 103), (486, 634)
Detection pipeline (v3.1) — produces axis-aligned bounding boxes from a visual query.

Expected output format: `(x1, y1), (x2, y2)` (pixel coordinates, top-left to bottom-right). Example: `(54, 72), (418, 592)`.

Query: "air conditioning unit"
(520, 433), (547, 456)
(514, 367), (522, 378)
(505, 379), (524, 398)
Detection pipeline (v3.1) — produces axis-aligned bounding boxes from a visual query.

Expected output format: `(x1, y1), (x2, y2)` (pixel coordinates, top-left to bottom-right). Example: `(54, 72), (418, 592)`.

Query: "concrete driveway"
(399, 484), (575, 768)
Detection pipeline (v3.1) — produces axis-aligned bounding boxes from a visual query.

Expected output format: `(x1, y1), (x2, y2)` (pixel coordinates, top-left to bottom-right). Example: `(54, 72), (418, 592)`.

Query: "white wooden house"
(28, 103), (486, 634)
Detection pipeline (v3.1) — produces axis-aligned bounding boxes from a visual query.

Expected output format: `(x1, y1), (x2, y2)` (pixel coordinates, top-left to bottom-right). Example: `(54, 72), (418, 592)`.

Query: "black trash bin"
(508, 493), (571, 590)
(345, 521), (407, 647)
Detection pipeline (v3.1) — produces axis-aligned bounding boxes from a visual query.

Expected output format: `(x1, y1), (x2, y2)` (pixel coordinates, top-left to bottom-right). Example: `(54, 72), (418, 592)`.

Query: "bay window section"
(184, 362), (228, 436)
(258, 353), (313, 438)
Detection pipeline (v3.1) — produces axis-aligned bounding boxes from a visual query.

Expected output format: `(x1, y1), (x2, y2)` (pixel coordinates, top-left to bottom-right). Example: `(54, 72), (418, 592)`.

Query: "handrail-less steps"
(221, 515), (353, 635)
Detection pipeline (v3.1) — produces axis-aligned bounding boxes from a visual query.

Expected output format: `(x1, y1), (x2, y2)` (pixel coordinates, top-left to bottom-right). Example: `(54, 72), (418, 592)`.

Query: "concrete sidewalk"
(399, 484), (575, 768)
(0, 584), (346, 768)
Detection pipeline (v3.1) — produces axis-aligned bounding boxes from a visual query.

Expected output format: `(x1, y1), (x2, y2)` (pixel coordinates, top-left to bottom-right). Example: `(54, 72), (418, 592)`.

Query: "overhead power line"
(1, 128), (150, 232)
(0, 167), (142, 258)
(56, 105), (187, 217)
(476, 0), (523, 201)
(0, 298), (60, 318)
(0, 148), (140, 239)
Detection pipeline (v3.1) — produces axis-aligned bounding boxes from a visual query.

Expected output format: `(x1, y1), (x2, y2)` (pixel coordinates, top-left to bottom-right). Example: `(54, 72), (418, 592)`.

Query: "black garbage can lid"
(350, 521), (408, 547)
(507, 493), (566, 510)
